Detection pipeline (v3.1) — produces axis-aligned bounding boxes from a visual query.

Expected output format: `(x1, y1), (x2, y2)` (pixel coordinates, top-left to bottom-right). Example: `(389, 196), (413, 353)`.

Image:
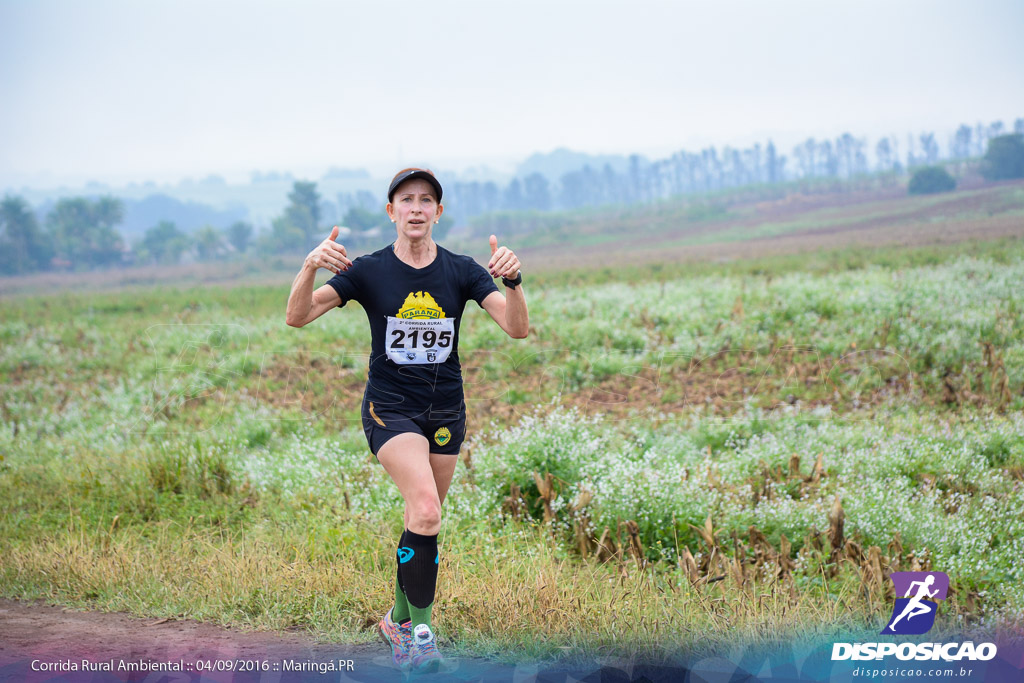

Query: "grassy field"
(2, 185), (1023, 662)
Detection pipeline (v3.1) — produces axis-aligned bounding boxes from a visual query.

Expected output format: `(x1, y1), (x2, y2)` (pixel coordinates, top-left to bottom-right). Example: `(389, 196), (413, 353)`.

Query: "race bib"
(385, 316), (455, 365)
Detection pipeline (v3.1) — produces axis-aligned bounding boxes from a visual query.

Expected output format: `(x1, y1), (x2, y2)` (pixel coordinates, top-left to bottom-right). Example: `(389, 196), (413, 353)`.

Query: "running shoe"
(410, 623), (443, 672)
(377, 608), (412, 669)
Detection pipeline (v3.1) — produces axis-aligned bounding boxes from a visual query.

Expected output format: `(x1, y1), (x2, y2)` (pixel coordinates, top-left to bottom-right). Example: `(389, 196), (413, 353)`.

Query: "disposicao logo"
(882, 571), (948, 635)
(832, 569), (997, 662)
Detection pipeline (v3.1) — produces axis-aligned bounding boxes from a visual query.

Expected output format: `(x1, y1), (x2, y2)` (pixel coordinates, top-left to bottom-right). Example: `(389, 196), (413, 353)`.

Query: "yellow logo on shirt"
(398, 291), (446, 319)
(434, 427), (451, 446)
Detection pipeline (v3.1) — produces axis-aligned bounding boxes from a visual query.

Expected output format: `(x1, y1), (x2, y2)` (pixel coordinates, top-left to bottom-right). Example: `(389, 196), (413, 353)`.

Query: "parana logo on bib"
(398, 291), (445, 319)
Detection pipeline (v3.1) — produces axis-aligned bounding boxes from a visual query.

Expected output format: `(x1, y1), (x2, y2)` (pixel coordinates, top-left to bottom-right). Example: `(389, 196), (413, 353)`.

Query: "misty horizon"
(6, 116), (1021, 196)
(3, 0), (1023, 192)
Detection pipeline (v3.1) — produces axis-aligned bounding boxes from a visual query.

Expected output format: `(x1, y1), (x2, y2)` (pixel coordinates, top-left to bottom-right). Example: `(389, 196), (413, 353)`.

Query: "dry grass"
(0, 510), (873, 662)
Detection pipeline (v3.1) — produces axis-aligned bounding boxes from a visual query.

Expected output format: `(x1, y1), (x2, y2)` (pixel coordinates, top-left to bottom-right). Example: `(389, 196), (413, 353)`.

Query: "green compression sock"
(409, 602), (433, 630)
(392, 530), (411, 623)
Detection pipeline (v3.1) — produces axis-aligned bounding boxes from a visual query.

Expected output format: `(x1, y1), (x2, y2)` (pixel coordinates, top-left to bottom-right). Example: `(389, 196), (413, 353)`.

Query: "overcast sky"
(2, 0), (1022, 188)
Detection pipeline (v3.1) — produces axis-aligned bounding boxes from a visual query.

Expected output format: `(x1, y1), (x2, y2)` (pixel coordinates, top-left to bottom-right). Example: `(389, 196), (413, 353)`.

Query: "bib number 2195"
(385, 317), (454, 365)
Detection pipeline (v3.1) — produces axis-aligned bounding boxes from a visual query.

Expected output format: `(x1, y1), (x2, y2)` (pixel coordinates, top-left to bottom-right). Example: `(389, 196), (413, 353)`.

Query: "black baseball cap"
(387, 169), (443, 203)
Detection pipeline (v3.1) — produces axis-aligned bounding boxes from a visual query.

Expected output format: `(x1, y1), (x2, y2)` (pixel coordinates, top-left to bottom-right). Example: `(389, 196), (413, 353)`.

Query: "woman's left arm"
(482, 286), (528, 339)
(481, 236), (529, 339)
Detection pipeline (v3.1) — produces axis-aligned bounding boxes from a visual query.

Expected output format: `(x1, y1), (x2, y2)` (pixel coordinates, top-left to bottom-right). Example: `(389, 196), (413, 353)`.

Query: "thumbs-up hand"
(487, 234), (521, 280)
(305, 226), (353, 274)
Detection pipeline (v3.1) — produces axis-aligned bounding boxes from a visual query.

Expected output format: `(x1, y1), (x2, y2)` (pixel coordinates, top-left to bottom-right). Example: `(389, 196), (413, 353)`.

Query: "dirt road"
(0, 599), (682, 682)
(0, 599), (514, 682)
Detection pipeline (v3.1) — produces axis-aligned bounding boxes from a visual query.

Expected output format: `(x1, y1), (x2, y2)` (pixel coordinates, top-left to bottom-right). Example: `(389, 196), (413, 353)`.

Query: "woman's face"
(386, 178), (443, 241)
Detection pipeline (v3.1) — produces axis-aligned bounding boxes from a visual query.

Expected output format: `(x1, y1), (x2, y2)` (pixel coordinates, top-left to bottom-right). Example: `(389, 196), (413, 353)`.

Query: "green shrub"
(908, 166), (956, 195)
(980, 134), (1024, 181)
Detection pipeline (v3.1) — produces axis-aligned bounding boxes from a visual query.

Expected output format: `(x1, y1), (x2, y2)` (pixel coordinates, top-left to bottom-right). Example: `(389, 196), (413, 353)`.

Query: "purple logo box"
(890, 571), (949, 600)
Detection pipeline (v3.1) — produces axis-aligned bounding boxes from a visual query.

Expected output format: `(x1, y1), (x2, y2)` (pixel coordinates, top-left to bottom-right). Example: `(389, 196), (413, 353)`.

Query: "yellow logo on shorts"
(434, 427), (451, 446)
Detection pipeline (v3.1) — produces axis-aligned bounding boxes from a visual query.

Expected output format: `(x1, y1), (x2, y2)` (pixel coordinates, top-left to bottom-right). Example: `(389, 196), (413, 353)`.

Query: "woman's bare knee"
(407, 497), (441, 535)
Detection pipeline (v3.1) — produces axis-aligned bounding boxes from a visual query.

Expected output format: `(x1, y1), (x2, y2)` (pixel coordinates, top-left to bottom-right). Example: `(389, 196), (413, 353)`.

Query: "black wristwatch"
(502, 271), (522, 289)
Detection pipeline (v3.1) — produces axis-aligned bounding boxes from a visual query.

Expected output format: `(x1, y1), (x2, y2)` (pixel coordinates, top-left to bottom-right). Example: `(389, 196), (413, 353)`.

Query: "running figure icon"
(882, 571), (949, 635)
(886, 574), (938, 631)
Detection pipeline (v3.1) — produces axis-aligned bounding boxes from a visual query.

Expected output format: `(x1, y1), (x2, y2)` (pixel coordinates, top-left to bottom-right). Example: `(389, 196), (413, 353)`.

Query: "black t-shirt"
(325, 243), (498, 410)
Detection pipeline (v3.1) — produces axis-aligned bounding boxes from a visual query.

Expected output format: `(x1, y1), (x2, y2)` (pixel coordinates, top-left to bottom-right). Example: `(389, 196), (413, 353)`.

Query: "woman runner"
(285, 168), (529, 671)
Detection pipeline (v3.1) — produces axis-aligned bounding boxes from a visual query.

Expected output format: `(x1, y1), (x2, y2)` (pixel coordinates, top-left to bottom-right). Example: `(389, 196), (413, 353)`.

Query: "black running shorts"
(361, 395), (467, 458)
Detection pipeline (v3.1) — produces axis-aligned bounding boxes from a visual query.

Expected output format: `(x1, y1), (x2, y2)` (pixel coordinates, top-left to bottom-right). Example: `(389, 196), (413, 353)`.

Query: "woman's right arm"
(285, 227), (351, 328)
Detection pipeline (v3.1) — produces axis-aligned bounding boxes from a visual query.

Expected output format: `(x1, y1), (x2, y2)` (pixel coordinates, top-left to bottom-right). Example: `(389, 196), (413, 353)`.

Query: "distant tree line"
(0, 193), (258, 275)
(280, 119), (1024, 245)
(441, 118), (1024, 224)
(2, 120), (1023, 276)
(0, 179), (391, 274)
